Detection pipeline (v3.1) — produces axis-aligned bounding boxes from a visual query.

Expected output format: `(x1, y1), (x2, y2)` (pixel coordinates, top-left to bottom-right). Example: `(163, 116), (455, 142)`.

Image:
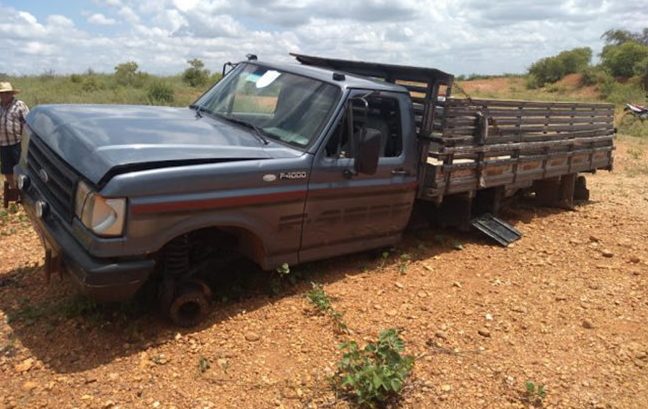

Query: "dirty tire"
(168, 281), (210, 327)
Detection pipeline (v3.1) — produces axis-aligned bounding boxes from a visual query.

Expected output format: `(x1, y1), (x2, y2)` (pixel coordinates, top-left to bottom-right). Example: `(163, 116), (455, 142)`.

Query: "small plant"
(276, 262), (290, 276)
(397, 253), (411, 275)
(271, 262), (302, 290)
(378, 250), (391, 269)
(7, 303), (47, 325)
(59, 296), (100, 320)
(147, 81), (174, 105)
(334, 329), (415, 408)
(81, 77), (101, 92)
(306, 282), (348, 333)
(523, 381), (546, 407)
(198, 356), (210, 374)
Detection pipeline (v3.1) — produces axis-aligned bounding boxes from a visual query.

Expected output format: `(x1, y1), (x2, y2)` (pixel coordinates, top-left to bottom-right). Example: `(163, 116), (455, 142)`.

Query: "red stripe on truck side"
(131, 190), (307, 215)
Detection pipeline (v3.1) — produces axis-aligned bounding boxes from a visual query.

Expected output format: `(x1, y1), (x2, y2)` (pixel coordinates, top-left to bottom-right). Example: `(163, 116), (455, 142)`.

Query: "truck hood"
(26, 104), (299, 184)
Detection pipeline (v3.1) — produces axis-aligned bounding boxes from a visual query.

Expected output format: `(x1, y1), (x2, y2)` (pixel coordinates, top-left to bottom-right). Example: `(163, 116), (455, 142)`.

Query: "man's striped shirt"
(0, 98), (29, 146)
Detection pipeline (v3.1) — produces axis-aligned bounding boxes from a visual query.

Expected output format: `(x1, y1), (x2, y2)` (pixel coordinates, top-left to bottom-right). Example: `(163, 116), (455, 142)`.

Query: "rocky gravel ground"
(1, 136), (647, 409)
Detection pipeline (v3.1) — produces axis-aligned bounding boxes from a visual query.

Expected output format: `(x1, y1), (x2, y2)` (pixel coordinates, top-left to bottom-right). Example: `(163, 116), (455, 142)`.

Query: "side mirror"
(354, 128), (381, 175)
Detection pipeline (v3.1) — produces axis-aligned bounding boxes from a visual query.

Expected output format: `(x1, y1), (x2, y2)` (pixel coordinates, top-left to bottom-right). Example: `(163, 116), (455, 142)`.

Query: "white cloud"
(23, 41), (56, 55)
(0, 1), (646, 76)
(172, 0), (200, 12)
(118, 6), (140, 24)
(47, 15), (75, 28)
(87, 13), (117, 25)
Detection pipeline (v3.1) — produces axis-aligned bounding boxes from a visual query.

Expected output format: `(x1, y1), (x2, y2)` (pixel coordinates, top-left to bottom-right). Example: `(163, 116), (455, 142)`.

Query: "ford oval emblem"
(38, 168), (49, 183)
(262, 174), (277, 182)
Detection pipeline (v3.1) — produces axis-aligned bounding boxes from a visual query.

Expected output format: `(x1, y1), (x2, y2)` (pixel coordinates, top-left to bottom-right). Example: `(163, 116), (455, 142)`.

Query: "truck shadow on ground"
(0, 204), (572, 374)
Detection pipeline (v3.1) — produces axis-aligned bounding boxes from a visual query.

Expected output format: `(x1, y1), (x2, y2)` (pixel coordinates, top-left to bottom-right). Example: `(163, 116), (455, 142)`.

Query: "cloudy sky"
(0, 0), (645, 76)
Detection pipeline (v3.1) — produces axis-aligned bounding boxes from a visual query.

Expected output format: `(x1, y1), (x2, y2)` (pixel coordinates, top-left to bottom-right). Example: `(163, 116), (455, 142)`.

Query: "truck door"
(299, 91), (418, 263)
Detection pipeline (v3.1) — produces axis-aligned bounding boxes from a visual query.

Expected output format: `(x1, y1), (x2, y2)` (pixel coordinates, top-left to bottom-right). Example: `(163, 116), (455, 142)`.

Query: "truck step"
(471, 213), (522, 247)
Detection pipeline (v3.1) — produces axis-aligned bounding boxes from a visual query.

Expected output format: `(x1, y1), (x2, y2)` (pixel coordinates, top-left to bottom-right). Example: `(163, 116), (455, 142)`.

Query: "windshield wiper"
(213, 113), (269, 145)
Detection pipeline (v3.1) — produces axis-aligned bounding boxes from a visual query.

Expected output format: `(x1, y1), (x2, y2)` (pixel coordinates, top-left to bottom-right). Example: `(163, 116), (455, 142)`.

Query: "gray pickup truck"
(15, 54), (614, 325)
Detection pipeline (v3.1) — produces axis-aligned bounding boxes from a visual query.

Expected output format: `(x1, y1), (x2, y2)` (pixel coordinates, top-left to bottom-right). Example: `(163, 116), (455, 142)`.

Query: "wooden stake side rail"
(420, 97), (615, 201)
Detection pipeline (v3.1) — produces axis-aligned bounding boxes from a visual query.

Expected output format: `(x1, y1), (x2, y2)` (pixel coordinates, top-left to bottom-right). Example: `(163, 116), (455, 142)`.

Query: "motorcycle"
(624, 103), (648, 120)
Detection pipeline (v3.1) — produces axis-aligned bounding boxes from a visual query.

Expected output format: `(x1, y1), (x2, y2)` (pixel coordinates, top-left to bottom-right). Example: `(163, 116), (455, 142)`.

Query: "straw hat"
(0, 82), (19, 93)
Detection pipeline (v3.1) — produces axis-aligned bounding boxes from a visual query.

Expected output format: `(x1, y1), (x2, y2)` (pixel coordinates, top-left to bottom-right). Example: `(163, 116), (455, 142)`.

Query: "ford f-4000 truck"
(15, 54), (614, 325)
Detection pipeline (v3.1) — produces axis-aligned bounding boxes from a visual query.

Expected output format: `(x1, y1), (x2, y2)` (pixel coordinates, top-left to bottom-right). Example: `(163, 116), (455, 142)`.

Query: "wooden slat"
(440, 135), (613, 154)
(434, 127), (614, 148)
(444, 115), (614, 127)
(446, 98), (614, 110)
(445, 108), (614, 118)
(442, 123), (614, 137)
(432, 146), (613, 171)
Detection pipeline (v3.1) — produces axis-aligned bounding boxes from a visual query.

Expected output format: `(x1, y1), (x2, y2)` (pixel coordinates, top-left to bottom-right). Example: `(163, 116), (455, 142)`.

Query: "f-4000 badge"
(279, 171), (307, 180)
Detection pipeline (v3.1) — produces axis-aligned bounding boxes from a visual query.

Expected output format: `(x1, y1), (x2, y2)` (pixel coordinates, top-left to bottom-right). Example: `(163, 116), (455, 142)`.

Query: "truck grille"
(27, 133), (78, 221)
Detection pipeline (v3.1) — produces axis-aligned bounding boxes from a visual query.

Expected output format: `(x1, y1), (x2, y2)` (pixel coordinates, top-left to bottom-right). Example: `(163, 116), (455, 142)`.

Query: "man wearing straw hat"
(0, 82), (29, 207)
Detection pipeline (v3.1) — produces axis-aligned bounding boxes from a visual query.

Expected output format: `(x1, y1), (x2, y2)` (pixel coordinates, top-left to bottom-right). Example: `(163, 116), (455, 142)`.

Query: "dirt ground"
(1, 136), (647, 409)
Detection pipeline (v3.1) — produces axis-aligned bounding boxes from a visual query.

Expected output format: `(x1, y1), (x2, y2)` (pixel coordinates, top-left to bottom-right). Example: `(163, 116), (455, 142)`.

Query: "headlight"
(74, 181), (126, 237)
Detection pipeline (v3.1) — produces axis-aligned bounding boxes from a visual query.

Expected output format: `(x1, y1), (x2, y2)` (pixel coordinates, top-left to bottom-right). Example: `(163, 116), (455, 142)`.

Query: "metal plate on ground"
(471, 213), (522, 247)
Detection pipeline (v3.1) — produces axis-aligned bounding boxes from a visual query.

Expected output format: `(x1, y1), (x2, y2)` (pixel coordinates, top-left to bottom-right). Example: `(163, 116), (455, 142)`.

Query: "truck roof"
(251, 59), (411, 93)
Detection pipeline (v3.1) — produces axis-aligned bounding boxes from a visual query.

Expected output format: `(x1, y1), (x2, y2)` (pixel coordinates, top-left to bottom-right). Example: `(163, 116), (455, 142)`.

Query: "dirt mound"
(457, 77), (514, 94)
(557, 73), (582, 88)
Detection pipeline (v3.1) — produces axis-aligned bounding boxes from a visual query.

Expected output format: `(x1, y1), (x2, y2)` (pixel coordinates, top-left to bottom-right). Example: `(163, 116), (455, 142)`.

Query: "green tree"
(634, 56), (648, 90)
(602, 28), (648, 46)
(182, 58), (210, 87)
(527, 47), (591, 87)
(557, 47), (591, 74)
(114, 61), (140, 86)
(601, 41), (648, 77)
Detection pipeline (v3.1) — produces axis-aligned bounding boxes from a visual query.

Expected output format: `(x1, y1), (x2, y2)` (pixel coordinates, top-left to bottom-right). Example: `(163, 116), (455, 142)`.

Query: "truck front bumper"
(20, 183), (155, 302)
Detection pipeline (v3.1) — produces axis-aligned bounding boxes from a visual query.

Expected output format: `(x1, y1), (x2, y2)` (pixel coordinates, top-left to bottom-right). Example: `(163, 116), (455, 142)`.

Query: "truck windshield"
(193, 63), (341, 148)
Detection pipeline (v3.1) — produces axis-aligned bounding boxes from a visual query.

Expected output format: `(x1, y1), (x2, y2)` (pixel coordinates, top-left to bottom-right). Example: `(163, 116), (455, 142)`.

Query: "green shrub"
(334, 329), (415, 408)
(70, 74), (83, 84)
(601, 42), (648, 77)
(114, 61), (139, 85)
(522, 381), (546, 407)
(619, 114), (648, 137)
(528, 47), (592, 87)
(579, 67), (605, 86)
(525, 74), (541, 89)
(559, 48), (592, 73)
(147, 81), (174, 104)
(545, 83), (566, 94)
(113, 61), (150, 88)
(600, 77), (646, 104)
(183, 58), (210, 87)
(81, 77), (101, 92)
(634, 56), (648, 90)
(306, 282), (348, 333)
